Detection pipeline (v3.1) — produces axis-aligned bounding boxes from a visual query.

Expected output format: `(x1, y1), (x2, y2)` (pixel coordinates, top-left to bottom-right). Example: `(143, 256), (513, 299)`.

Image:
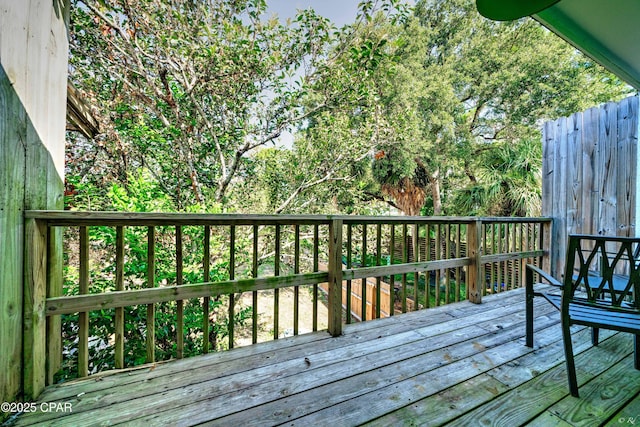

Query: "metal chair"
(526, 234), (640, 397)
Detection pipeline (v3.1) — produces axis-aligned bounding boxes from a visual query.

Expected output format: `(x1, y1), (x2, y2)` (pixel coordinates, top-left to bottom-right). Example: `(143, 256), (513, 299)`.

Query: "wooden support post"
(328, 219), (343, 336)
(23, 218), (48, 399)
(467, 219), (483, 304)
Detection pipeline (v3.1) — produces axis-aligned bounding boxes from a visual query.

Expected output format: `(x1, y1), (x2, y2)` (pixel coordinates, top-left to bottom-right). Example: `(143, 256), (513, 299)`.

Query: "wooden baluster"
(455, 224), (462, 302)
(542, 221), (552, 274)
(78, 226), (89, 377)
(229, 225), (235, 349)
(274, 225), (280, 339)
(496, 223), (502, 293)
(346, 224), (352, 324)
(176, 226), (184, 359)
(252, 225), (259, 343)
(511, 223), (516, 288)
(389, 224), (395, 316)
(46, 225), (62, 385)
(376, 223), (382, 319)
(203, 225), (210, 354)
(505, 223), (511, 290)
(361, 224), (367, 320)
(115, 226), (124, 369)
(294, 225), (300, 335)
(435, 224), (441, 307)
(313, 225), (319, 331)
(445, 224), (451, 304)
(483, 224), (489, 297)
(402, 224), (408, 313)
(413, 224), (419, 310)
(146, 226), (155, 363)
(519, 223), (526, 288)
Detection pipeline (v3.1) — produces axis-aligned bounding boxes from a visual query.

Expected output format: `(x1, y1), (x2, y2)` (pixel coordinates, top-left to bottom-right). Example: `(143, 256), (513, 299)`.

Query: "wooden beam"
(467, 220), (483, 304)
(45, 273), (330, 315)
(65, 81), (100, 139)
(327, 219), (343, 336)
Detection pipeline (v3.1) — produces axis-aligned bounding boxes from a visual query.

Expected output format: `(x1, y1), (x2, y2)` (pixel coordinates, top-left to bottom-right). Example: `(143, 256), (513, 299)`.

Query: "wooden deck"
(10, 287), (640, 427)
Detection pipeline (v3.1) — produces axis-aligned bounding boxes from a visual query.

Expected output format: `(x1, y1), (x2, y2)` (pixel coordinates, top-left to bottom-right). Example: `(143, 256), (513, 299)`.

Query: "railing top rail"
(25, 210), (552, 227)
(479, 217), (552, 223)
(24, 211), (334, 226)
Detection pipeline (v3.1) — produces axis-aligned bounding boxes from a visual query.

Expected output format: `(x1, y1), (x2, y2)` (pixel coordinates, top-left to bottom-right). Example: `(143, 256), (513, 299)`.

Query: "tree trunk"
(430, 172), (443, 216)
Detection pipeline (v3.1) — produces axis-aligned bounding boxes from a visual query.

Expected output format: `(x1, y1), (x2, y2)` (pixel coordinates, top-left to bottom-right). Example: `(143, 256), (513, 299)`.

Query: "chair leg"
(591, 327), (599, 346)
(562, 317), (579, 397)
(525, 269), (534, 347)
(635, 335), (640, 370)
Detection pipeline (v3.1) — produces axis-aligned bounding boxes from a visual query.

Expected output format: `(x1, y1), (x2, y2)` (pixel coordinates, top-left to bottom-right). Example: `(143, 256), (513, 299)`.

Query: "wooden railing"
(22, 211), (551, 399)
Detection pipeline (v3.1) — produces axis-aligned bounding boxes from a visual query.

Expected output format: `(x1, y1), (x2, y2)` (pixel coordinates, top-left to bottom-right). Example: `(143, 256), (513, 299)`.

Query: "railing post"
(328, 219), (343, 336)
(23, 218), (48, 399)
(467, 219), (483, 304)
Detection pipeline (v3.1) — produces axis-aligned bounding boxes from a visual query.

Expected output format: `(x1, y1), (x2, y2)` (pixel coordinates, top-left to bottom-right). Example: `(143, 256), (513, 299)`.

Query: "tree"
(69, 0), (408, 211)
(366, 0), (632, 216)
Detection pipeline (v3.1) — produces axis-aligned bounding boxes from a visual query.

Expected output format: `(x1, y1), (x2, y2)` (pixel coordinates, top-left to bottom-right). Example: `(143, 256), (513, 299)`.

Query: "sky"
(267, 0), (362, 27)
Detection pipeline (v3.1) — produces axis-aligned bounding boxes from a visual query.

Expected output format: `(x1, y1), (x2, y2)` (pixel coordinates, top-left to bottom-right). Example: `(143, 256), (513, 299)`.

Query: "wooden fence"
(22, 211), (550, 399)
(543, 95), (639, 276)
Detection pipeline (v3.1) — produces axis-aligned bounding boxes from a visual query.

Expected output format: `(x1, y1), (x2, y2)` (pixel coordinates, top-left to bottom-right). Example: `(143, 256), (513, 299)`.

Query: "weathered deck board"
(12, 287), (640, 427)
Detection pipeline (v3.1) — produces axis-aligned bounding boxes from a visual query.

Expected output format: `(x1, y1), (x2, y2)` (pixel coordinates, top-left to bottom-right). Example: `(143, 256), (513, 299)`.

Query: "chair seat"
(568, 302), (640, 334)
(542, 293), (640, 333)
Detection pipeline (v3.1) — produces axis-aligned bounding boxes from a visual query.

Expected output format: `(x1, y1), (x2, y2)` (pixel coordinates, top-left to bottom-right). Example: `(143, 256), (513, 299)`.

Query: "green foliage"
(58, 172), (249, 381)
(451, 138), (543, 216)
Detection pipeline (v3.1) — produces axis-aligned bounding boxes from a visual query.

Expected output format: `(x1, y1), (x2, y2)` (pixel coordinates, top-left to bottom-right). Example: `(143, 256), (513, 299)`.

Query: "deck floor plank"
(362, 326), (606, 427)
(540, 352), (640, 426)
(445, 332), (634, 427)
(12, 287), (640, 427)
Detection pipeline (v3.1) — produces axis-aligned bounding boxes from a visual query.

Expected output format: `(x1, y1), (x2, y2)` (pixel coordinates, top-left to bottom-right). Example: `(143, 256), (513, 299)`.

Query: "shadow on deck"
(9, 287), (640, 426)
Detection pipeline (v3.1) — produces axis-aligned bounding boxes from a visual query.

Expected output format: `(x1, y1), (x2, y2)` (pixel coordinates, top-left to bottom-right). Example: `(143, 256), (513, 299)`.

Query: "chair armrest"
(526, 264), (562, 288)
